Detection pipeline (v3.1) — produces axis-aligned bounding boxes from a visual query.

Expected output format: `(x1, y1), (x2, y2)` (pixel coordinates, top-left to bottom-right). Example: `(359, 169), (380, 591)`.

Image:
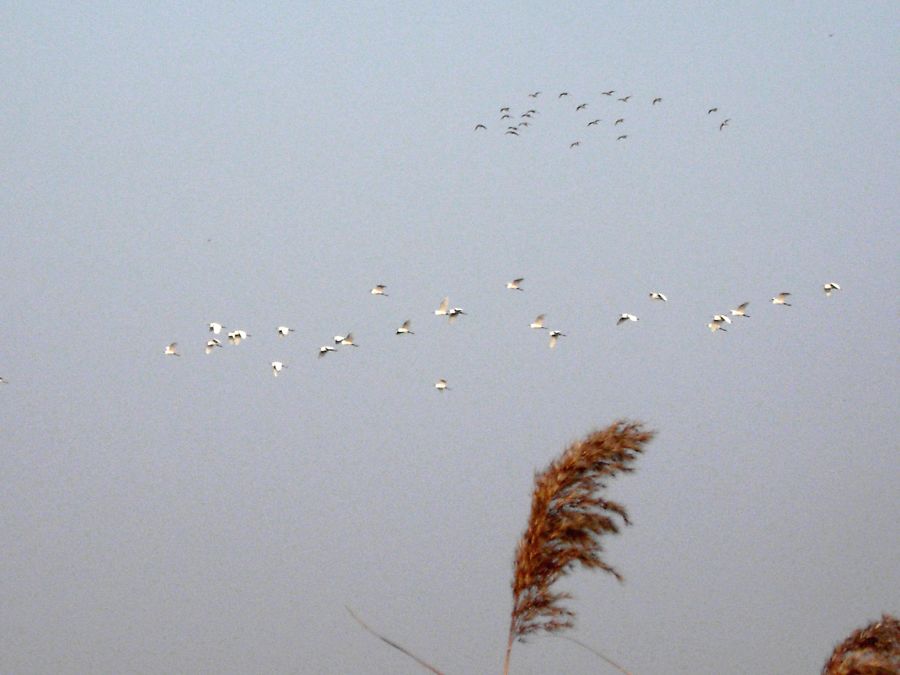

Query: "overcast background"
(1, 2), (898, 673)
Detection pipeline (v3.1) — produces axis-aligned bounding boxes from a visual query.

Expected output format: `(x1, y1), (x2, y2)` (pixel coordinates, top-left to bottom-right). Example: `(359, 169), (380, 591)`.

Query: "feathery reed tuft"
(502, 421), (653, 674)
(823, 614), (900, 675)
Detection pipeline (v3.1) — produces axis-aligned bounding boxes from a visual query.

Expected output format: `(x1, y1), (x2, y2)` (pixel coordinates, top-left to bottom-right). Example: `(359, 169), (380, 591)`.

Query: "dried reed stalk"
(346, 605), (446, 675)
(822, 614), (900, 675)
(502, 421), (653, 675)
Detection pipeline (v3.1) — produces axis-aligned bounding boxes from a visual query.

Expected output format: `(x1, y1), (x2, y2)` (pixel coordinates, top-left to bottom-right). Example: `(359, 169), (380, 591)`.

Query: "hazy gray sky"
(1, 3), (898, 673)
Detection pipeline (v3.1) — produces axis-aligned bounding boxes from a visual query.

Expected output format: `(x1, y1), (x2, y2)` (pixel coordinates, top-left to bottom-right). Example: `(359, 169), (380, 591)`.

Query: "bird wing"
(437, 297), (449, 313)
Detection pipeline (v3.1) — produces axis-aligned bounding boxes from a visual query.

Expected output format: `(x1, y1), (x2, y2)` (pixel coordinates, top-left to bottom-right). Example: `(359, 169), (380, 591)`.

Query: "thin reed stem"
(345, 605), (445, 675)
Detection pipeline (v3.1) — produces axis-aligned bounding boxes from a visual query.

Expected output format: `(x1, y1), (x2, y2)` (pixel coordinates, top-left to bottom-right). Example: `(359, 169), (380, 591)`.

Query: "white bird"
(530, 314), (547, 329)
(208, 322), (225, 335)
(447, 307), (466, 323)
(396, 320), (414, 335)
(549, 330), (566, 348)
(0, 376), (9, 384)
(823, 282), (841, 296)
(771, 292), (792, 306)
(506, 277), (524, 291)
(435, 378), (449, 391)
(271, 361), (285, 377)
(371, 284), (388, 296)
(649, 291), (668, 302)
(730, 302), (751, 318)
(205, 339), (223, 354)
(712, 314), (732, 325)
(617, 313), (639, 325)
(277, 326), (294, 337)
(318, 345), (336, 358)
(435, 297), (450, 316)
(164, 342), (180, 356)
(707, 321), (727, 333)
(228, 330), (250, 345)
(334, 332), (358, 347)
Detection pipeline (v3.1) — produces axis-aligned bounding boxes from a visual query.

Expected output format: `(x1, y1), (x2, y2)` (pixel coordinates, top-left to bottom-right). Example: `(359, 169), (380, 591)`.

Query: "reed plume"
(823, 614), (900, 675)
(502, 421), (654, 674)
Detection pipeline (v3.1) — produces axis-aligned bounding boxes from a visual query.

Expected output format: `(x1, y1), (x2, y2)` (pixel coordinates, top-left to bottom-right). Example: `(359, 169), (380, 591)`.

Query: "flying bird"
(617, 313), (639, 325)
(616, 135), (628, 141)
(277, 325), (294, 337)
(228, 330), (249, 345)
(649, 292), (668, 302)
(334, 333), (358, 347)
(501, 114), (512, 120)
(529, 91), (541, 98)
(614, 118), (624, 125)
(587, 119), (601, 126)
(569, 141), (581, 148)
(730, 302), (751, 317)
(474, 124), (486, 131)
(506, 277), (524, 291)
(370, 284), (388, 296)
(396, 320), (414, 335)
(707, 107), (718, 114)
(602, 90), (615, 96)
(0, 376), (7, 384)
(548, 330), (566, 349)
(435, 378), (449, 391)
(652, 97), (662, 105)
(576, 103), (588, 110)
(712, 314), (733, 325)
(719, 118), (730, 130)
(823, 282), (841, 296)
(205, 339), (223, 354)
(530, 314), (547, 329)
(505, 130), (519, 136)
(208, 322), (225, 335)
(500, 107), (510, 113)
(164, 342), (180, 357)
(771, 292), (792, 306)
(447, 307), (466, 323)
(435, 297), (450, 316)
(617, 95), (631, 102)
(318, 345), (336, 358)
(707, 321), (727, 333)
(558, 92), (569, 98)
(271, 361), (285, 377)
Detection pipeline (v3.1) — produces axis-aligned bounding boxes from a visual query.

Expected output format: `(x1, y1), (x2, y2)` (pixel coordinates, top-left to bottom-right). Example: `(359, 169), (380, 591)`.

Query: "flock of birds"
(473, 89), (732, 148)
(154, 280), (843, 390)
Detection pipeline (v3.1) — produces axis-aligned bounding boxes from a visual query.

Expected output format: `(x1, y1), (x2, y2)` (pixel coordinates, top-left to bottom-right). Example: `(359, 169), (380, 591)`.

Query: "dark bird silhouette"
(518, 122), (529, 127)
(602, 90), (615, 96)
(501, 114), (512, 119)
(614, 118), (624, 125)
(617, 95), (631, 102)
(652, 97), (662, 105)
(474, 124), (486, 131)
(569, 141), (581, 148)
(707, 107), (718, 114)
(616, 134), (628, 141)
(576, 103), (588, 110)
(520, 112), (532, 118)
(719, 118), (730, 130)
(558, 92), (569, 98)
(587, 119), (601, 126)
(529, 91), (541, 98)
(500, 107), (510, 113)
(505, 130), (519, 136)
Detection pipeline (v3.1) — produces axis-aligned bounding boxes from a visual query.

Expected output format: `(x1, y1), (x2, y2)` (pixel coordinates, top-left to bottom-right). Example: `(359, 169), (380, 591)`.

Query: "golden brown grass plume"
(502, 421), (654, 674)
(823, 614), (900, 675)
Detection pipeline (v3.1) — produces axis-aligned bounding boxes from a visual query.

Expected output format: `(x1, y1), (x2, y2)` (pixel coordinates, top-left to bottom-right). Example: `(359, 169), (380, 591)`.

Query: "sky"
(1, 2), (898, 673)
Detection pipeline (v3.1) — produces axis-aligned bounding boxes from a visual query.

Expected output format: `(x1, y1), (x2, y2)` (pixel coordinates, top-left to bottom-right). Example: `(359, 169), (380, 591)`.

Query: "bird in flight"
(707, 107), (718, 114)
(569, 141), (581, 148)
(435, 297), (450, 316)
(529, 91), (541, 98)
(435, 378), (449, 391)
(823, 282), (841, 296)
(558, 92), (569, 98)
(616, 135), (628, 141)
(396, 320), (414, 335)
(334, 333), (358, 347)
(370, 284), (388, 296)
(614, 118), (625, 125)
(530, 314), (547, 329)
(587, 119), (601, 126)
(617, 95), (631, 102)
(707, 320), (727, 333)
(602, 90), (615, 96)
(0, 376), (7, 384)
(548, 330), (566, 349)
(164, 342), (180, 357)
(500, 107), (510, 113)
(617, 313), (639, 325)
(712, 314), (733, 325)
(205, 339), (223, 354)
(447, 307), (466, 323)
(474, 124), (486, 131)
(271, 361), (285, 377)
(771, 292), (792, 306)
(208, 322), (225, 335)
(318, 345), (336, 358)
(506, 277), (524, 291)
(652, 97), (662, 105)
(719, 119), (730, 131)
(277, 325), (294, 337)
(228, 330), (250, 345)
(649, 291), (668, 302)
(730, 302), (751, 317)
(576, 103), (588, 110)
(505, 130), (519, 136)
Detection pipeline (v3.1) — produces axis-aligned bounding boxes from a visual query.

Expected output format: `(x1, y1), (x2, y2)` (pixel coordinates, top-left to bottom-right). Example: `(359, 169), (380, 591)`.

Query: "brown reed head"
(823, 614), (900, 675)
(508, 421), (654, 642)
